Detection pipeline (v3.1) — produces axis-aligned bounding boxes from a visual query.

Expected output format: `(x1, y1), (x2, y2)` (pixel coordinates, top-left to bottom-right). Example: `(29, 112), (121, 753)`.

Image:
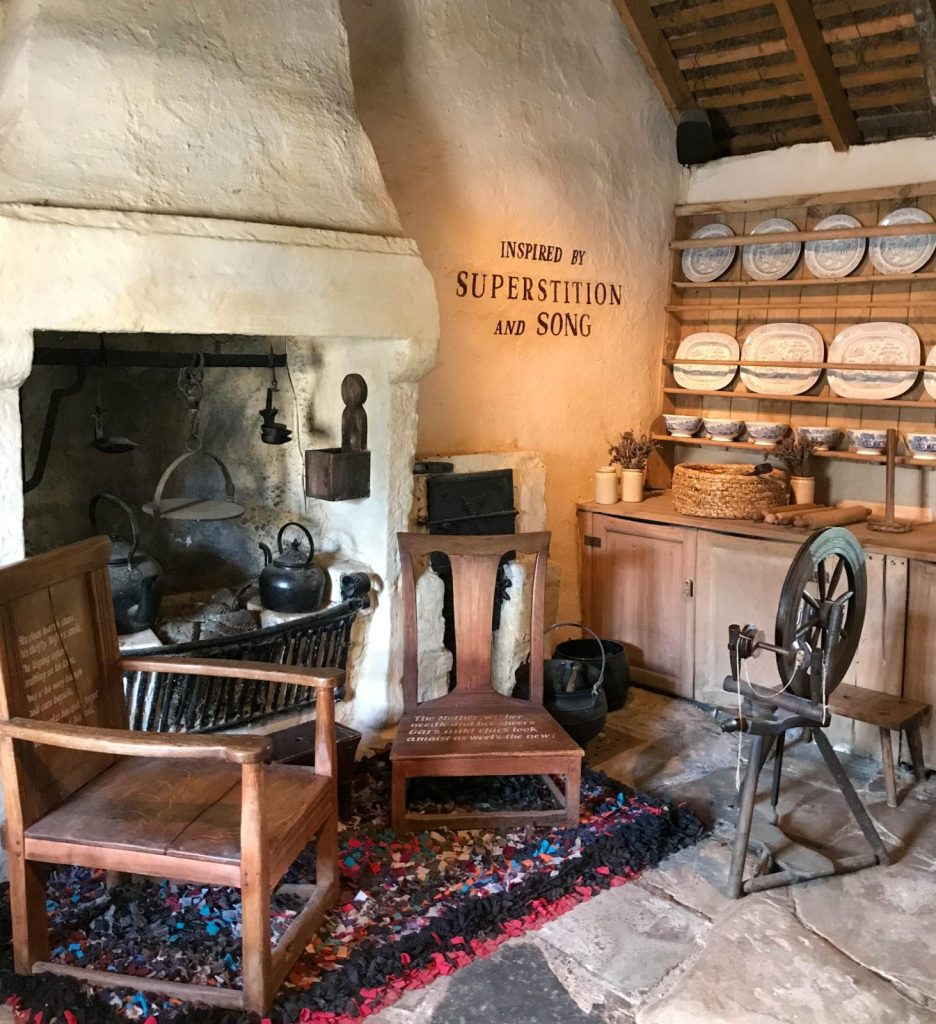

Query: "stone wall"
(342, 0), (683, 623)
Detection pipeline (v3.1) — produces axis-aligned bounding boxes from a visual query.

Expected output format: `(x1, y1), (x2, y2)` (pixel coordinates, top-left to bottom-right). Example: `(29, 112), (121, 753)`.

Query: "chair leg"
(8, 853), (49, 973)
(316, 810), (339, 897)
(241, 874), (272, 1015)
(879, 728), (898, 808)
(391, 764), (407, 833)
(565, 759), (581, 828)
(907, 723), (927, 783)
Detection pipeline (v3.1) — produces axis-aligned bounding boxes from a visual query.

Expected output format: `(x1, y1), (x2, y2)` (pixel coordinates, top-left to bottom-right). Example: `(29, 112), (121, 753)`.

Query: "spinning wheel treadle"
(719, 527), (887, 899)
(774, 528), (866, 698)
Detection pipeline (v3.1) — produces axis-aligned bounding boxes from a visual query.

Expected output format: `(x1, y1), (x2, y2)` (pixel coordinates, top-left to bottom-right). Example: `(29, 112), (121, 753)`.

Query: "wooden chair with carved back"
(391, 532), (583, 832)
(0, 537), (342, 1014)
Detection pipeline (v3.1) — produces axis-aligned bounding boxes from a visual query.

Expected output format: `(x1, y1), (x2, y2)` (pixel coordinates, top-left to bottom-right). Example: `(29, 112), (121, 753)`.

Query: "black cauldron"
(513, 624), (608, 745)
(553, 637), (630, 710)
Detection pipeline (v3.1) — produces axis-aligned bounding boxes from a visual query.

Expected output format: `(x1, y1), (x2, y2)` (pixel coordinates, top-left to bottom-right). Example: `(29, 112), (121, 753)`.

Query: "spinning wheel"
(774, 528), (866, 699)
(719, 528), (887, 898)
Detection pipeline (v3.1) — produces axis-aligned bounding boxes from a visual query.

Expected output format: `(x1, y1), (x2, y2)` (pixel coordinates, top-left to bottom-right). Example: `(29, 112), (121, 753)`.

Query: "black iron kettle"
(89, 493), (163, 635)
(258, 522), (326, 613)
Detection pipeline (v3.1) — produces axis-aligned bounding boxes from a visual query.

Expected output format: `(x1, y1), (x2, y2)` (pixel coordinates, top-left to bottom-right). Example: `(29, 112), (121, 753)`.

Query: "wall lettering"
(456, 240), (619, 337)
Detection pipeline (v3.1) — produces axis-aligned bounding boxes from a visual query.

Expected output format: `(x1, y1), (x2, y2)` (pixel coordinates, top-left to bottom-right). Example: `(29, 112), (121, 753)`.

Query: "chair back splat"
(392, 531), (582, 833)
(398, 532), (548, 709)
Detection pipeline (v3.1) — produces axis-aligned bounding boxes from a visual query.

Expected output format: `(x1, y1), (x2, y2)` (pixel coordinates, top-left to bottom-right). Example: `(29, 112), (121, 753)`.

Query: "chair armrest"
(118, 657), (345, 690)
(0, 718), (271, 764)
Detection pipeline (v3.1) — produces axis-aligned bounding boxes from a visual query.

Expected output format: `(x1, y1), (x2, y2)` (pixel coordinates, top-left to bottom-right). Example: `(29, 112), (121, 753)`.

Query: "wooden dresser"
(579, 494), (936, 765)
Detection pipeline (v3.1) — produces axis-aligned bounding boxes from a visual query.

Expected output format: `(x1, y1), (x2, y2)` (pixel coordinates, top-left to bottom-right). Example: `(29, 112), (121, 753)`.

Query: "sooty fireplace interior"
(419, 466), (518, 688)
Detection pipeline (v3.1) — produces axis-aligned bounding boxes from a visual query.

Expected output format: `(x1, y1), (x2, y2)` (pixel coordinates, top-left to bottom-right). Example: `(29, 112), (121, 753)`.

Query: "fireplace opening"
(19, 330), (369, 647)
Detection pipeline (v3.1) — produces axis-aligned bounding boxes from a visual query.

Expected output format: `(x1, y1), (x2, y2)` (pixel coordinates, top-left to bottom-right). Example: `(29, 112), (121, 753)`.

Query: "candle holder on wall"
(305, 373), (371, 501)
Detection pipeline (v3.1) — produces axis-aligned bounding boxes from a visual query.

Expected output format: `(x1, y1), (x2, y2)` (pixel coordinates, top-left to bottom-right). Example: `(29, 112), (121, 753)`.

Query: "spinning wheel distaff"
(717, 527), (889, 898)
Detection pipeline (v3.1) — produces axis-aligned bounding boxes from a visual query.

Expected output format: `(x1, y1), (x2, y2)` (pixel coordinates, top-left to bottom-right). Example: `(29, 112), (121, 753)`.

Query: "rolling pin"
(764, 503), (822, 524)
(792, 506), (871, 529)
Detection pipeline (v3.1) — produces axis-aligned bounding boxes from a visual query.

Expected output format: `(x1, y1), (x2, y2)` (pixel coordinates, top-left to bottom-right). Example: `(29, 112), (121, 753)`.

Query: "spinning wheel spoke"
(802, 591), (821, 611)
(828, 557), (845, 600)
(817, 561), (828, 601)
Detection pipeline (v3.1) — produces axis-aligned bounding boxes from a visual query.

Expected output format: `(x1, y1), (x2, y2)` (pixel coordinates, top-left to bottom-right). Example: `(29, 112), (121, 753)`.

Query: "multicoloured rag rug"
(0, 755), (705, 1024)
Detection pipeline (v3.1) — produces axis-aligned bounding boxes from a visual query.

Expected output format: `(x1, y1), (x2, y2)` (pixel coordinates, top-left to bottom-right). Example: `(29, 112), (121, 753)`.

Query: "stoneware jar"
(594, 466), (619, 504)
(619, 467), (645, 503)
(790, 475), (815, 504)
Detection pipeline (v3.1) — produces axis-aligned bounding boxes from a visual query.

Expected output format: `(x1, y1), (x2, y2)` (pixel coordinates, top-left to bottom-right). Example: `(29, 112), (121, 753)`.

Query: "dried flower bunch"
(772, 433), (819, 477)
(608, 431), (659, 470)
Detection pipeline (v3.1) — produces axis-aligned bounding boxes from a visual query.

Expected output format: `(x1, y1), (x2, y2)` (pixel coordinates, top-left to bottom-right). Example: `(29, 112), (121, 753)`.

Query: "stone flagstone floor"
(371, 688), (936, 1024)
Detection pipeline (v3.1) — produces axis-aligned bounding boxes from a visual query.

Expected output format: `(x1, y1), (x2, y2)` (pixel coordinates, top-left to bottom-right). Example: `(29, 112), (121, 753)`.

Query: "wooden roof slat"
(824, 12), (917, 44)
(773, 0), (861, 150)
(719, 98), (818, 126)
(815, 0), (912, 21)
(728, 123), (828, 152)
(656, 0), (773, 31)
(832, 37), (919, 65)
(840, 62), (925, 89)
(612, 0), (693, 118)
(684, 54), (799, 90)
(666, 14), (782, 53)
(698, 80), (810, 107)
(677, 36), (788, 69)
(849, 83), (929, 110)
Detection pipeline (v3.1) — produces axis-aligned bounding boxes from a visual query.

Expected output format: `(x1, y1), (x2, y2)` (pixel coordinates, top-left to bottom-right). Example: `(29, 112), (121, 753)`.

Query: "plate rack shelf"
(657, 179), (936, 481)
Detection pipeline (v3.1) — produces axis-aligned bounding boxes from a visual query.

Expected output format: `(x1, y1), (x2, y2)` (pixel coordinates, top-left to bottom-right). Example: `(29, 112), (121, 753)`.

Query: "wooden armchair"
(0, 538), (341, 1014)
(390, 532), (583, 832)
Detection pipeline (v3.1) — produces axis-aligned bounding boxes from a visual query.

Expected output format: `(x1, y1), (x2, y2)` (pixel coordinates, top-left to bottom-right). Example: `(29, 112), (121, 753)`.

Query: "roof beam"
(613, 0), (694, 119)
(772, 0), (861, 150)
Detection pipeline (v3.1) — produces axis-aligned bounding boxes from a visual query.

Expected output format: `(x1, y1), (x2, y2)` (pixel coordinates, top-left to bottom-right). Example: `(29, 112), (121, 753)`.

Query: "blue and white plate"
(869, 207), (936, 275)
(805, 214), (865, 278)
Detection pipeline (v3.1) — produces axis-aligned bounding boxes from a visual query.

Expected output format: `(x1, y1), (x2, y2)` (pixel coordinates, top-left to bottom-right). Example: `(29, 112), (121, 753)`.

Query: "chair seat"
(25, 756), (330, 866)
(391, 695), (582, 761)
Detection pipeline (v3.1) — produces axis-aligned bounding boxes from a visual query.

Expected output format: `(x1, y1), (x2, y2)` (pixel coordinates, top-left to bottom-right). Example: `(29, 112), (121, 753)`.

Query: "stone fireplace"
(0, 0), (440, 737)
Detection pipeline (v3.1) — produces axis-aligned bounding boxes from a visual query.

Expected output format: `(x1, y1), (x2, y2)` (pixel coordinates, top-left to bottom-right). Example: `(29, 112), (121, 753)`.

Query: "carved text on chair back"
(0, 539), (122, 822)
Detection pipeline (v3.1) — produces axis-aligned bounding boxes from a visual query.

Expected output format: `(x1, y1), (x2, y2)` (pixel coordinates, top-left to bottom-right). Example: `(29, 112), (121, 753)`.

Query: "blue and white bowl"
(746, 421), (788, 447)
(799, 426), (841, 451)
(703, 418), (744, 441)
(846, 428), (887, 455)
(905, 432), (936, 461)
(663, 414), (703, 437)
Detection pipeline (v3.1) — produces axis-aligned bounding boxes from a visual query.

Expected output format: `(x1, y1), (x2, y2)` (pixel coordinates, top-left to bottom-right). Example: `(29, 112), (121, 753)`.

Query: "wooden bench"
(828, 685), (931, 808)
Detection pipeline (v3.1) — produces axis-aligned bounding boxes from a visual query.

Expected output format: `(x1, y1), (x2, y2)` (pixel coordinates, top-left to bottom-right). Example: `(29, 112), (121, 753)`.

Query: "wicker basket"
(672, 463), (789, 520)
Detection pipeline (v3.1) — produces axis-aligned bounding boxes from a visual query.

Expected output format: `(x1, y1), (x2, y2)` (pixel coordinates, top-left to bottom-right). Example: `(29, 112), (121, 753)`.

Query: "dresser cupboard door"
(829, 553), (908, 758)
(580, 513), (695, 698)
(692, 532), (800, 707)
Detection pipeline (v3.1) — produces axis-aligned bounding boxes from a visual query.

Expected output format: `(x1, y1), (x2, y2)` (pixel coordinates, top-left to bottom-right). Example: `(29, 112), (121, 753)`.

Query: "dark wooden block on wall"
(305, 447), (371, 501)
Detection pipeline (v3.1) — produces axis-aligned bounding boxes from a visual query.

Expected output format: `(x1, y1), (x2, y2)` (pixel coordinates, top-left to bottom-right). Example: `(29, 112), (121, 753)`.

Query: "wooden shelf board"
(662, 387), (936, 409)
(663, 358), (933, 372)
(651, 434), (921, 465)
(672, 222), (936, 251)
(673, 272), (936, 289)
(668, 301), (936, 313)
(651, 432), (936, 468)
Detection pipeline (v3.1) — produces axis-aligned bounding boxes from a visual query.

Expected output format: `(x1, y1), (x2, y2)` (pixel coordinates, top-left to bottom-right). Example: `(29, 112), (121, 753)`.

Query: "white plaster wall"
(0, 0), (401, 234)
(683, 136), (936, 206)
(342, 0), (681, 623)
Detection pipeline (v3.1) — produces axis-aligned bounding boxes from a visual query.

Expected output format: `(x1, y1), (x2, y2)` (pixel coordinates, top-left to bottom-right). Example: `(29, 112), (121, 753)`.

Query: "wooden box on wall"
(305, 448), (371, 501)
